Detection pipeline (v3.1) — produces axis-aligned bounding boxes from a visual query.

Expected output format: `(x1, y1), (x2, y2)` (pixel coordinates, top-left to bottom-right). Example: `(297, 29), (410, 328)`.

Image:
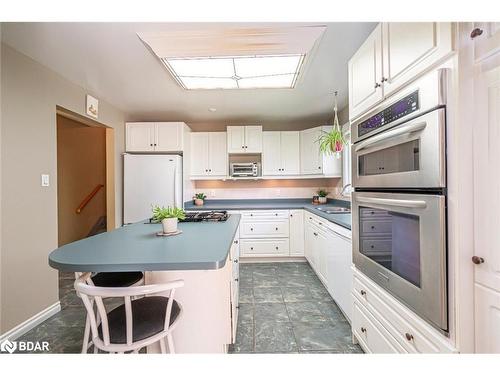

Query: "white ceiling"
(1, 22), (376, 124)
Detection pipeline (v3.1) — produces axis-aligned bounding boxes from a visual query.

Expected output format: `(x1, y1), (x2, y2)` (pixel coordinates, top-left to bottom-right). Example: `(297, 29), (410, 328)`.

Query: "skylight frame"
(161, 54), (305, 90)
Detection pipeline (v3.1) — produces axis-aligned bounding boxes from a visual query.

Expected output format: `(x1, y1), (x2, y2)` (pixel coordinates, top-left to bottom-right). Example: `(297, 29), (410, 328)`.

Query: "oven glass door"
(352, 108), (445, 189)
(352, 191), (448, 331)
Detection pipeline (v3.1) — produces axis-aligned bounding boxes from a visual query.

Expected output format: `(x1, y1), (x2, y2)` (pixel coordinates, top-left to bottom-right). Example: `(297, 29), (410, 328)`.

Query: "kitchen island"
(48, 214), (241, 353)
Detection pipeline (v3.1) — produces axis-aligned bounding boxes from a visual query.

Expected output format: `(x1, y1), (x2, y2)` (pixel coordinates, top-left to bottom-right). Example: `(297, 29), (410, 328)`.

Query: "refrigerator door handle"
(173, 163), (178, 208)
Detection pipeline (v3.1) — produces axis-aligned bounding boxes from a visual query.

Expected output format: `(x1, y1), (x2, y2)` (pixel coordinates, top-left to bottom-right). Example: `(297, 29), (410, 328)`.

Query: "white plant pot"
(318, 197), (327, 204)
(194, 199), (204, 206)
(161, 218), (178, 234)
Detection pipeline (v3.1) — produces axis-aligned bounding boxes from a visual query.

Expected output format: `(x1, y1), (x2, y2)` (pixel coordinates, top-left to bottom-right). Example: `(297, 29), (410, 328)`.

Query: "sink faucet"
(337, 183), (352, 197)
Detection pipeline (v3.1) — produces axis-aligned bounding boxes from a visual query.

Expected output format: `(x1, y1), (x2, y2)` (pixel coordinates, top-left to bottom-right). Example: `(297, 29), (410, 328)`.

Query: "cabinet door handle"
(313, 232), (318, 236)
(374, 82), (381, 89)
(234, 259), (238, 263)
(361, 327), (367, 333)
(472, 256), (485, 265)
(381, 77), (388, 83)
(275, 227), (278, 231)
(234, 240), (238, 244)
(275, 246), (279, 250)
(234, 278), (239, 282)
(405, 333), (414, 341)
(470, 28), (483, 39)
(150, 143), (153, 146)
(318, 222), (323, 225)
(154, 143), (157, 146)
(360, 290), (366, 296)
(250, 247), (254, 250)
(250, 228), (254, 231)
(290, 214), (293, 217)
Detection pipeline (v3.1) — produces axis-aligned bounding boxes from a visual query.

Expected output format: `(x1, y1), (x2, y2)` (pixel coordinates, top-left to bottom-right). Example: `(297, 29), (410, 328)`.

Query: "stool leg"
(159, 337), (167, 354)
(167, 333), (175, 354)
(81, 314), (91, 353)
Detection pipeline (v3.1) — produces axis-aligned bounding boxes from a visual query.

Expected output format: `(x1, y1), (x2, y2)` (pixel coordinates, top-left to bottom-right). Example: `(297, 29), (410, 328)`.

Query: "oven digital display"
(358, 91), (419, 138)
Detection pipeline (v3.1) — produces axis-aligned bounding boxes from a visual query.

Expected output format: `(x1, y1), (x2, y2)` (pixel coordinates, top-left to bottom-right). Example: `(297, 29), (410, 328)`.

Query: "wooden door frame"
(56, 106), (115, 231)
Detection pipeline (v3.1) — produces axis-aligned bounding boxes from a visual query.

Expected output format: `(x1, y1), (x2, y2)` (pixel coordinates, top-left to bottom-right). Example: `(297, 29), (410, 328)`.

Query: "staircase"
(87, 216), (107, 237)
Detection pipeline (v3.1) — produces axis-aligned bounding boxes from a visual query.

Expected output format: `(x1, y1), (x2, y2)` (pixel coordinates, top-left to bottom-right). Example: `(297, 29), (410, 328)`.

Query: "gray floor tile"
(253, 287), (283, 303)
(239, 273), (253, 287)
(285, 301), (328, 323)
(316, 301), (348, 323)
(254, 303), (289, 324)
(281, 287), (314, 302)
(292, 321), (353, 351)
(231, 323), (254, 353)
(238, 303), (254, 324)
(254, 321), (297, 353)
(239, 287), (254, 303)
(253, 273), (281, 288)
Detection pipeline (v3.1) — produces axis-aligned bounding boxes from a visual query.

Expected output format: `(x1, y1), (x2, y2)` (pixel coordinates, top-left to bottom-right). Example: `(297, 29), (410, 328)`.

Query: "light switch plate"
(41, 174), (50, 187)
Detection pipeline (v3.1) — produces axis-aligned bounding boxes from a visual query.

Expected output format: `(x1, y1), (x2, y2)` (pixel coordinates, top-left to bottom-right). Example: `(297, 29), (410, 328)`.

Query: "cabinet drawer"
(361, 220), (392, 235)
(241, 210), (289, 220)
(353, 270), (457, 353)
(240, 220), (289, 238)
(360, 208), (392, 218)
(361, 239), (392, 254)
(240, 239), (290, 257)
(352, 300), (405, 353)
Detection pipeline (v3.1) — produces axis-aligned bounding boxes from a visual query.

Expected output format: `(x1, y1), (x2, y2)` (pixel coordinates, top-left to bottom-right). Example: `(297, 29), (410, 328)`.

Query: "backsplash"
(193, 178), (343, 200)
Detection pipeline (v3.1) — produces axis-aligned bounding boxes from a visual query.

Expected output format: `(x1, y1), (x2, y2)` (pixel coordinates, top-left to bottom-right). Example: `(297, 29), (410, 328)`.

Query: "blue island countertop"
(49, 214), (241, 272)
(184, 198), (352, 230)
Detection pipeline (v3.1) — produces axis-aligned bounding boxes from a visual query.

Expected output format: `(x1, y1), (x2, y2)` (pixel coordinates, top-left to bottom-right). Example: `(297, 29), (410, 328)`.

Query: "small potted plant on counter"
(317, 190), (329, 204)
(194, 193), (207, 206)
(152, 205), (186, 234)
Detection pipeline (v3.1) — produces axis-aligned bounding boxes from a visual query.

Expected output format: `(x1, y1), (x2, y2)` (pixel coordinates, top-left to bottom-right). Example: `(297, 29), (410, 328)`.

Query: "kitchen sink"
(315, 206), (351, 214)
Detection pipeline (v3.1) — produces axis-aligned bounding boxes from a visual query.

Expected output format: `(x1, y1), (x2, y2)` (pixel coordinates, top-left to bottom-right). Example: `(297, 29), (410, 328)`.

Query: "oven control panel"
(358, 91), (420, 138)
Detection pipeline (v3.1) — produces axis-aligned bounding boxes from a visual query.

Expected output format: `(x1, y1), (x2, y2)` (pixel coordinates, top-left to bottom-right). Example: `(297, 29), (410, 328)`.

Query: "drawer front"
(360, 208), (392, 218)
(240, 239), (290, 256)
(240, 220), (289, 238)
(241, 210), (289, 220)
(353, 271), (456, 353)
(353, 300), (405, 353)
(361, 238), (392, 255)
(360, 220), (392, 235)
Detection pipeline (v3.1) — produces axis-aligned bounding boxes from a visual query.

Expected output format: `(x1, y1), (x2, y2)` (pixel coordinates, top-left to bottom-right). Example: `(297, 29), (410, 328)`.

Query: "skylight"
(162, 54), (304, 90)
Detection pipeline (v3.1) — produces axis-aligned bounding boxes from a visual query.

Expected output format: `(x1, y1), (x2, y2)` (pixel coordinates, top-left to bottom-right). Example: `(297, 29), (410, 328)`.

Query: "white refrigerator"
(123, 154), (183, 224)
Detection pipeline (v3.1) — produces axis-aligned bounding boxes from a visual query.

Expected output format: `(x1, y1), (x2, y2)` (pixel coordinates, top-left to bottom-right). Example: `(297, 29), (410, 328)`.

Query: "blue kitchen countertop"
(184, 198), (351, 230)
(49, 214), (241, 272)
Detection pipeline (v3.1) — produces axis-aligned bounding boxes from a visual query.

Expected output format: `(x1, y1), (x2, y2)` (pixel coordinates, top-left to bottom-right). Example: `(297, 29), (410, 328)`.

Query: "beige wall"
(57, 115), (106, 246)
(0, 43), (126, 334)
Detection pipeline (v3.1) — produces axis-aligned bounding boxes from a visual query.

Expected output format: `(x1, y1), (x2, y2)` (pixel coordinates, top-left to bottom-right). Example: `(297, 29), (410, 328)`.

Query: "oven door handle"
(356, 196), (427, 209)
(355, 121), (427, 152)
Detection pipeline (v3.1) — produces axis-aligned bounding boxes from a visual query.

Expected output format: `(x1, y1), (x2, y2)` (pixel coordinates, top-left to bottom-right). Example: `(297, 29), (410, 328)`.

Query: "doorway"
(56, 109), (115, 247)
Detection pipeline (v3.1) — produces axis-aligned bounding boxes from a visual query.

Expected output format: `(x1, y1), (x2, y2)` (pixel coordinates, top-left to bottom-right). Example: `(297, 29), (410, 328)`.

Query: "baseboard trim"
(0, 301), (61, 342)
(240, 256), (307, 263)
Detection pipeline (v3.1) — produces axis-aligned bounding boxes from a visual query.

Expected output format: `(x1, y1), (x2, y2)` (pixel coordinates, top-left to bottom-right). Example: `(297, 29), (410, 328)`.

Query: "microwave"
(230, 162), (260, 177)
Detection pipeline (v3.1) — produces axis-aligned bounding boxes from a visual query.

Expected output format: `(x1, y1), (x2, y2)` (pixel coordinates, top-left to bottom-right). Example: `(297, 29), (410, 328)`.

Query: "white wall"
(0, 43), (126, 334)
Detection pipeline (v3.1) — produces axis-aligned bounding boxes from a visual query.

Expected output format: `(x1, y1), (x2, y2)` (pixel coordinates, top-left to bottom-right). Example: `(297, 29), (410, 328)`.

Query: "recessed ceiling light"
(208, 107), (217, 112)
(161, 54), (304, 90)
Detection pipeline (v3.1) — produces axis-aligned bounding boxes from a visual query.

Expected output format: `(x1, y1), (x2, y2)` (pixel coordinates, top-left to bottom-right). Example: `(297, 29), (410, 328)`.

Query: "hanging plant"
(318, 91), (346, 158)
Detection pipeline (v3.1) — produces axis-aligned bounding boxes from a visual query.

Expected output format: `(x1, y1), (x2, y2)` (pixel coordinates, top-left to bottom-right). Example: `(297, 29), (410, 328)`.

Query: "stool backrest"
(74, 272), (184, 347)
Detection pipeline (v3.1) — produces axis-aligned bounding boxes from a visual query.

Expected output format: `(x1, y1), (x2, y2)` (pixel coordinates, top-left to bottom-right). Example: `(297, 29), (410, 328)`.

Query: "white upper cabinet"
(126, 122), (187, 152)
(190, 132), (227, 178)
(348, 24), (384, 120)
(126, 122), (155, 152)
(472, 22), (500, 62)
(382, 22), (453, 96)
(262, 131), (300, 176)
(349, 22), (453, 120)
(227, 125), (262, 153)
(300, 126), (341, 177)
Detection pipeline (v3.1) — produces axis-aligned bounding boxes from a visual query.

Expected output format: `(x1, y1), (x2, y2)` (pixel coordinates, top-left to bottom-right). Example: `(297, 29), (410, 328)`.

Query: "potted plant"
(318, 91), (346, 159)
(152, 205), (186, 234)
(194, 193), (207, 206)
(317, 190), (329, 204)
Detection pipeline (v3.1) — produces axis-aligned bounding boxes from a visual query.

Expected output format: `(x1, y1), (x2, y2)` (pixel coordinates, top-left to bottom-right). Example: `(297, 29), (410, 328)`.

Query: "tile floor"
(14, 262), (362, 354)
(229, 262), (363, 354)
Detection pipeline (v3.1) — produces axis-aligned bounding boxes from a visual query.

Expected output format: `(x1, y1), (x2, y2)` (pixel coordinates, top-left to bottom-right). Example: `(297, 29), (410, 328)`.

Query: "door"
(300, 127), (322, 175)
(348, 24), (383, 120)
(353, 109), (446, 189)
(262, 132), (282, 175)
(316, 229), (328, 285)
(474, 284), (500, 353)
(382, 23), (453, 96)
(352, 191), (448, 331)
(208, 132), (227, 176)
(227, 126), (245, 153)
(289, 210), (305, 256)
(280, 131), (300, 175)
(244, 126), (263, 153)
(190, 133), (209, 176)
(472, 65), (500, 293)
(155, 122), (183, 152)
(126, 122), (155, 152)
(473, 22), (500, 62)
(304, 220), (314, 263)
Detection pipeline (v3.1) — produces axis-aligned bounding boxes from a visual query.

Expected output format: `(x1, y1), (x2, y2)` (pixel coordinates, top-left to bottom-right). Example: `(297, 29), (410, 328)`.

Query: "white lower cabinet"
(229, 227), (240, 344)
(474, 283), (500, 353)
(289, 210), (305, 256)
(352, 267), (457, 353)
(240, 238), (290, 257)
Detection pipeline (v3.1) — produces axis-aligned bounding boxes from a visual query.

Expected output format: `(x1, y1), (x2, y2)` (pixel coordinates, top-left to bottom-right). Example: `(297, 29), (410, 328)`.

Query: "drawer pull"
(234, 240), (238, 244)
(361, 327), (367, 333)
(371, 225), (375, 229)
(250, 228), (254, 231)
(234, 259), (238, 263)
(470, 27), (483, 39)
(275, 213), (278, 216)
(360, 290), (366, 296)
(405, 333), (414, 341)
(318, 222), (323, 225)
(234, 278), (239, 282)
(250, 247), (254, 250)
(275, 227), (278, 231)
(313, 232), (318, 236)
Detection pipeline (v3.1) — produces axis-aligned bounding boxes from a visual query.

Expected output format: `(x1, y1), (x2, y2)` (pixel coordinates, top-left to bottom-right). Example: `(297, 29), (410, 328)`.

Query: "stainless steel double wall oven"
(351, 69), (449, 333)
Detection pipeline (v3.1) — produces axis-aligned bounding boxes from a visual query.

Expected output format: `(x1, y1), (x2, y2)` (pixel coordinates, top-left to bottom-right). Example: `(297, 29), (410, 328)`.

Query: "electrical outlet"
(41, 174), (50, 187)
(276, 189), (281, 197)
(210, 189), (216, 197)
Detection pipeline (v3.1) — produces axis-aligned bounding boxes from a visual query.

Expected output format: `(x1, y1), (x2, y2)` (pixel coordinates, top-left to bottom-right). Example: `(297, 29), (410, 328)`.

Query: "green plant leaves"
(151, 205), (186, 221)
